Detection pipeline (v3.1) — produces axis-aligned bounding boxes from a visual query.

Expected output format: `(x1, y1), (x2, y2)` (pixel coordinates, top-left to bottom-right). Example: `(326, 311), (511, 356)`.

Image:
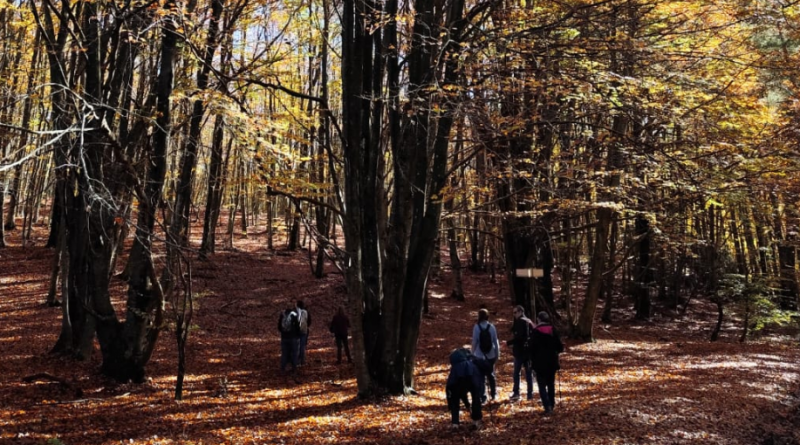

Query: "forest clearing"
(3, 0), (800, 443)
(1, 226), (799, 445)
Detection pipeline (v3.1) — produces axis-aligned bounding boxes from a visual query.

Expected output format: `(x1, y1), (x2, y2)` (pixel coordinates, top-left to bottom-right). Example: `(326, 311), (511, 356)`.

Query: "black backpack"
(521, 319), (535, 355)
(281, 310), (300, 335)
(478, 323), (493, 355)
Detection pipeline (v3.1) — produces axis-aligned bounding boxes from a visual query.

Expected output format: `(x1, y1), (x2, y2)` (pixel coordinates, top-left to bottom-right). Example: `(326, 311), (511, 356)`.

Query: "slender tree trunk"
(634, 214), (652, 320)
(200, 115), (226, 256)
(710, 298), (724, 342)
(168, 0), (224, 260)
(199, 26), (233, 256)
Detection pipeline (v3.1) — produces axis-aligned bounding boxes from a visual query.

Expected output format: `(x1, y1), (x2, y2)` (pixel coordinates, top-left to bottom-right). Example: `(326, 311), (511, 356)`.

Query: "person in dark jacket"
(278, 307), (300, 373)
(506, 305), (534, 401)
(446, 348), (483, 430)
(529, 311), (564, 413)
(329, 306), (352, 364)
(296, 300), (311, 365)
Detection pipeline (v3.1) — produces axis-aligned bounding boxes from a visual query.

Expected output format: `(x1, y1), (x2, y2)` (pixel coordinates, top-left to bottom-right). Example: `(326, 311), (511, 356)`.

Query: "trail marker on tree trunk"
(516, 268), (544, 278)
(516, 268), (544, 315)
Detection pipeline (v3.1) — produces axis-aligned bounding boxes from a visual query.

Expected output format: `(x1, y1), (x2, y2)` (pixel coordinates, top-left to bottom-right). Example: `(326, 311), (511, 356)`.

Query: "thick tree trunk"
(341, 0), (375, 397)
(341, 0), (466, 396)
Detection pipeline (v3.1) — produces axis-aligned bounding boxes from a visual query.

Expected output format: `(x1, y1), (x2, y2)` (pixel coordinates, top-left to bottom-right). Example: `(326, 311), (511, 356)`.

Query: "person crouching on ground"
(529, 311), (564, 414)
(446, 348), (483, 430)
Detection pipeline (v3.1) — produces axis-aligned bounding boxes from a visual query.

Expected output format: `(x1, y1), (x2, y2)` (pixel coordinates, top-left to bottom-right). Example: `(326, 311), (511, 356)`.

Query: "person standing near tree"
(471, 308), (500, 403)
(329, 306), (352, 364)
(278, 307), (301, 374)
(529, 311), (564, 414)
(296, 300), (311, 366)
(506, 305), (534, 401)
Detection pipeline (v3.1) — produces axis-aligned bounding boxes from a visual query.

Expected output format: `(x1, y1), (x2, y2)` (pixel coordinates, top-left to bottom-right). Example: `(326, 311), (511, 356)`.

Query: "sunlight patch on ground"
(570, 368), (674, 385)
(669, 429), (719, 441)
(0, 274), (45, 285)
(0, 337), (23, 343)
(429, 291), (446, 299)
(683, 358), (760, 370)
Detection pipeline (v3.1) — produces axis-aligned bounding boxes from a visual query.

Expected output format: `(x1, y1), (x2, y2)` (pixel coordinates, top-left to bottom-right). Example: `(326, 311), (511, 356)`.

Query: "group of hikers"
(277, 301), (563, 431)
(277, 301), (352, 373)
(447, 306), (564, 430)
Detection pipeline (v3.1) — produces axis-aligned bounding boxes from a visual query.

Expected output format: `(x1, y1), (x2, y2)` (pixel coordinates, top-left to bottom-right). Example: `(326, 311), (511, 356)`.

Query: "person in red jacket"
(329, 306), (352, 364)
(529, 311), (564, 414)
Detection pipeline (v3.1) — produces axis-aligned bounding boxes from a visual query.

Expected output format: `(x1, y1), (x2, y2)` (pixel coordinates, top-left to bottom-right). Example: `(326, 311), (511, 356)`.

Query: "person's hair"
(513, 305), (525, 316)
(478, 308), (489, 322)
(297, 300), (305, 309)
(337, 306), (345, 315)
(537, 311), (550, 323)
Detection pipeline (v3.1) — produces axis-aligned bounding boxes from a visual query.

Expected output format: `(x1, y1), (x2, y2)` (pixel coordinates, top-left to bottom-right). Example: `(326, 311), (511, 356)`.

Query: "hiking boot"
(471, 420), (483, 430)
(449, 423), (460, 431)
(526, 393), (533, 401)
(509, 393), (520, 402)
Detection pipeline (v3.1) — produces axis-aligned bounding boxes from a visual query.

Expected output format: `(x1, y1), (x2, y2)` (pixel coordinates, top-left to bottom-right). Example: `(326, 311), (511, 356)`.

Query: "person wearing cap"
(529, 311), (564, 414)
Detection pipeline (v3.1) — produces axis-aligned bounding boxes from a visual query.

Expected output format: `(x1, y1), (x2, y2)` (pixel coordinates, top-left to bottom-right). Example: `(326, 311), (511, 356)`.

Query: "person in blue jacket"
(471, 308), (500, 403)
(446, 348), (483, 430)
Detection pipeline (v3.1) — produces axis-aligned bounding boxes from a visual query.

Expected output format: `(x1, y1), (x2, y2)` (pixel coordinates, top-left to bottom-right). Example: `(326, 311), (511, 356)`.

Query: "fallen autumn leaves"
(1, 235), (799, 445)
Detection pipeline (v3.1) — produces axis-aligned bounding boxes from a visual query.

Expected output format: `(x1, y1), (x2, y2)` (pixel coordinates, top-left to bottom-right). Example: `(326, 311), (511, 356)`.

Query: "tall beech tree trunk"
(313, 0), (331, 278)
(120, 0), (180, 381)
(341, 0), (469, 396)
(168, 0), (224, 268)
(200, 114), (227, 256)
(41, 0), (178, 382)
(200, 27), (234, 257)
(574, 135), (624, 341)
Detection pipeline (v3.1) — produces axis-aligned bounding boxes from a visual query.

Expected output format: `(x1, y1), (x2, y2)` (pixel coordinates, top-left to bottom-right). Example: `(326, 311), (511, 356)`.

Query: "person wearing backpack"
(471, 308), (500, 403)
(296, 300), (311, 366)
(445, 348), (483, 430)
(506, 305), (534, 401)
(529, 311), (564, 414)
(278, 307), (301, 373)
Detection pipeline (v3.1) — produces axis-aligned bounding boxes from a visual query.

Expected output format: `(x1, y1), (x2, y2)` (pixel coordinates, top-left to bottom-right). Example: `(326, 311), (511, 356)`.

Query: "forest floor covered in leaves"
(2, 226), (800, 445)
